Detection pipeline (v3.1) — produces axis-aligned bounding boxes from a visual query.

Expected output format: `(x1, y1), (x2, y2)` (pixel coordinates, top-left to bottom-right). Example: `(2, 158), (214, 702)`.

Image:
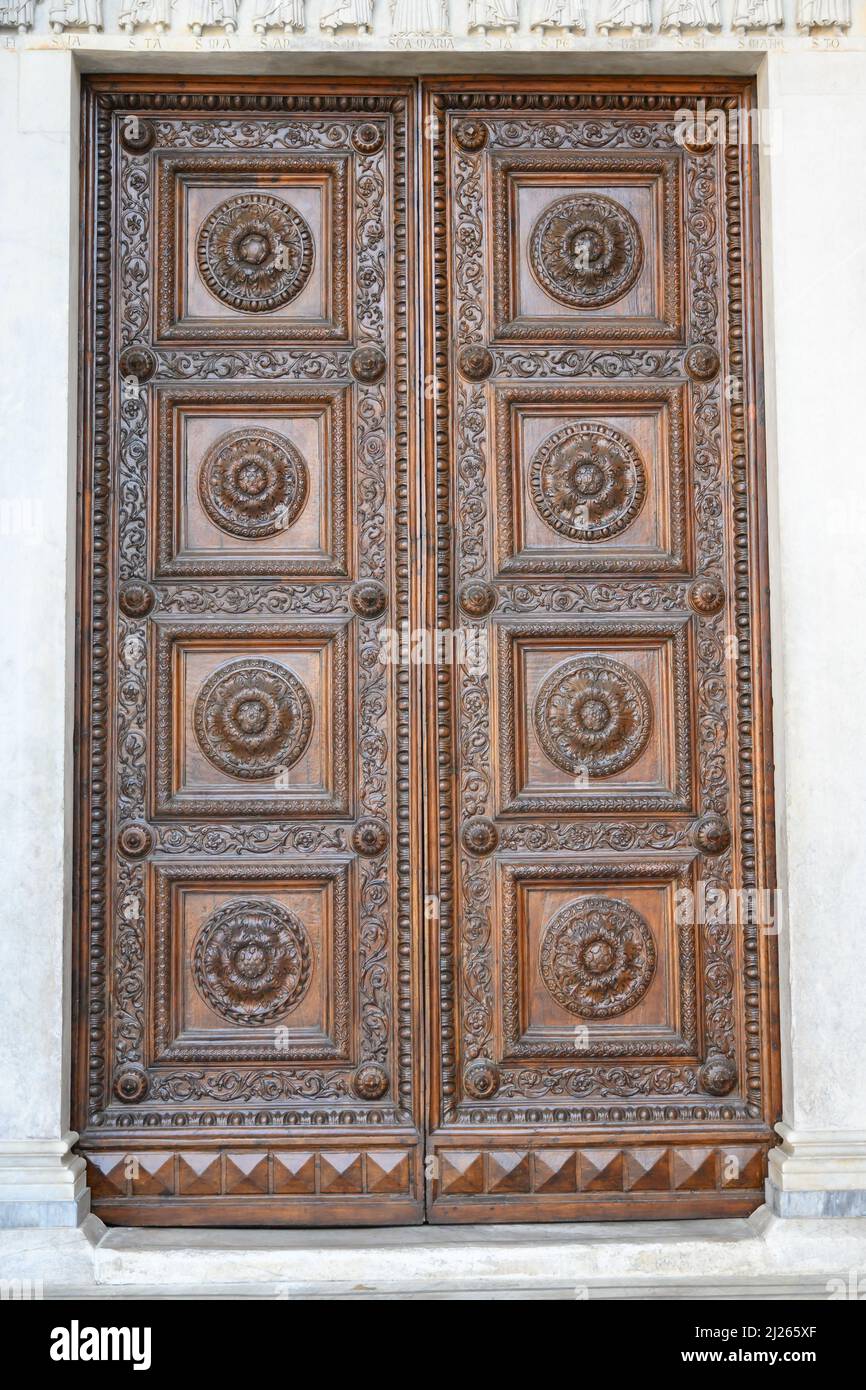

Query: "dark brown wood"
(421, 77), (780, 1223)
(74, 77), (424, 1226)
(74, 75), (779, 1227)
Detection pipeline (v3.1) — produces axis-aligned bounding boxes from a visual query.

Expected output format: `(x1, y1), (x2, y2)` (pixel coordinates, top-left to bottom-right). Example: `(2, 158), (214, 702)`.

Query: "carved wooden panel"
(75, 79), (422, 1226)
(423, 78), (779, 1222)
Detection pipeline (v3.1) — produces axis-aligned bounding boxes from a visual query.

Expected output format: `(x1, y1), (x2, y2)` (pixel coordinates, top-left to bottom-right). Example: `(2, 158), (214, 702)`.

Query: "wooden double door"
(75, 76), (779, 1225)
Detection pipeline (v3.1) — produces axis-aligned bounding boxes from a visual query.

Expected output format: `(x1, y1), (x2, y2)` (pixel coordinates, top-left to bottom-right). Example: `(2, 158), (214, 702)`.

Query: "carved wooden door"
(75, 79), (424, 1224)
(75, 76), (778, 1226)
(421, 79), (780, 1221)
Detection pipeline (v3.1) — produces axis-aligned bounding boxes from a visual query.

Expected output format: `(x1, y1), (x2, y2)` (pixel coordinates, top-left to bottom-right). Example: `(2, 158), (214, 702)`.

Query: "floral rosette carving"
(534, 655), (652, 777)
(196, 192), (314, 314)
(540, 897), (657, 1019)
(193, 657), (313, 780)
(529, 193), (643, 310)
(193, 899), (312, 1026)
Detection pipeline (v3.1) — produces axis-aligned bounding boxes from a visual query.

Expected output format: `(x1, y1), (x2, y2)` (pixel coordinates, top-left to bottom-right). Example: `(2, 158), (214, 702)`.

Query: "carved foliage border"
(78, 89), (414, 1133)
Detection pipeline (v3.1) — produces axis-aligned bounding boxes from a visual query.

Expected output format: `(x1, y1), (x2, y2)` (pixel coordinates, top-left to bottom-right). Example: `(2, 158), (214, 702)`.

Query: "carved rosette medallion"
(692, 813), (731, 855)
(118, 821), (153, 859)
(534, 655), (652, 777)
(529, 420), (647, 543)
(699, 1054), (738, 1097)
(350, 579), (388, 619)
(351, 818), (390, 857)
(529, 193), (643, 310)
(457, 344), (494, 382)
(540, 897), (657, 1019)
(453, 119), (489, 152)
(349, 345), (387, 383)
(114, 1067), (149, 1104)
(196, 193), (314, 314)
(352, 122), (384, 155)
(688, 576), (726, 615)
(193, 658), (313, 780)
(118, 345), (156, 383)
(119, 118), (154, 155)
(352, 1064), (389, 1100)
(684, 344), (721, 380)
(464, 1060), (500, 1100)
(461, 817), (499, 857)
(198, 427), (309, 540)
(119, 581), (155, 618)
(193, 899), (312, 1026)
(457, 579), (496, 619)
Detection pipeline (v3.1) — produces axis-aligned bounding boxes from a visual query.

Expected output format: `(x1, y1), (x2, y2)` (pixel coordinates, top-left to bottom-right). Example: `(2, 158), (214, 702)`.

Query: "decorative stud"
(688, 576), (726, 615)
(118, 346), (156, 384)
(352, 818), (390, 857)
(457, 580), (496, 619)
(350, 579), (388, 619)
(457, 344), (494, 382)
(119, 115), (154, 155)
(684, 344), (721, 381)
(453, 119), (489, 152)
(118, 581), (155, 619)
(699, 1053), (737, 1097)
(464, 1060), (500, 1100)
(114, 1067), (149, 1104)
(118, 821), (153, 860)
(692, 813), (731, 855)
(352, 122), (384, 155)
(461, 817), (499, 857)
(353, 1064), (389, 1101)
(350, 345), (387, 384)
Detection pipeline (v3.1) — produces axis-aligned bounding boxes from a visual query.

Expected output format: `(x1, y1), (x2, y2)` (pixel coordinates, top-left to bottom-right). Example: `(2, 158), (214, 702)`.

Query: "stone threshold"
(3, 1205), (866, 1298)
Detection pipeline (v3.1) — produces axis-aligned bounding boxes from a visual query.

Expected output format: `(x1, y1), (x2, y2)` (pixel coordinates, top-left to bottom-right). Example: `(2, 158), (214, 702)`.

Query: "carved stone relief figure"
(391, 0), (448, 31)
(49, 0), (102, 29)
(118, 0), (173, 30)
(797, 0), (850, 30)
(187, 0), (238, 32)
(731, 0), (783, 31)
(320, 0), (374, 33)
(467, 0), (519, 35)
(660, 0), (720, 29)
(253, 0), (305, 28)
(0, 0), (35, 28)
(596, 0), (652, 35)
(529, 0), (586, 31)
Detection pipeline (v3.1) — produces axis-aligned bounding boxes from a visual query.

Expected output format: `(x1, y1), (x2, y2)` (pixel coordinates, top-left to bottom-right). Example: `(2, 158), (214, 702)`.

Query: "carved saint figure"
(49, 0), (102, 28)
(797, 0), (850, 30)
(467, 0), (519, 33)
(253, 0), (305, 29)
(320, 0), (373, 32)
(529, 0), (585, 30)
(660, 0), (720, 28)
(731, 0), (782, 30)
(391, 0), (448, 31)
(118, 0), (173, 30)
(0, 0), (35, 28)
(596, 0), (651, 34)
(187, 0), (238, 32)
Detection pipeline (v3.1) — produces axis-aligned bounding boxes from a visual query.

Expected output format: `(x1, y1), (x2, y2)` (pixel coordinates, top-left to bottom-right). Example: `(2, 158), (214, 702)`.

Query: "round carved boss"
(540, 896), (657, 1019)
(353, 1064), (389, 1100)
(198, 428), (309, 540)
(529, 420), (647, 543)
(196, 193), (315, 314)
(193, 898), (312, 1026)
(193, 658), (313, 781)
(529, 193), (643, 311)
(534, 655), (652, 778)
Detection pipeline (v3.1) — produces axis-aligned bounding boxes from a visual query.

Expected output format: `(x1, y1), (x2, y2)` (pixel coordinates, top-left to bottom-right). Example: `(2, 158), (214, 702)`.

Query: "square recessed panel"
(497, 858), (699, 1061)
(490, 153), (682, 342)
(154, 153), (349, 343)
(151, 860), (351, 1064)
(153, 620), (351, 818)
(153, 385), (350, 578)
(495, 619), (693, 815)
(494, 384), (688, 576)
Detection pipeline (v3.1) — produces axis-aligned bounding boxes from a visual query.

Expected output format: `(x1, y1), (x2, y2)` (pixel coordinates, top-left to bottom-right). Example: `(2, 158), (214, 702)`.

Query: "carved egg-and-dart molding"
(529, 193), (643, 311)
(534, 654), (652, 778)
(198, 427), (309, 540)
(540, 896), (657, 1019)
(196, 193), (315, 314)
(193, 657), (313, 780)
(193, 899), (313, 1027)
(529, 420), (647, 543)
